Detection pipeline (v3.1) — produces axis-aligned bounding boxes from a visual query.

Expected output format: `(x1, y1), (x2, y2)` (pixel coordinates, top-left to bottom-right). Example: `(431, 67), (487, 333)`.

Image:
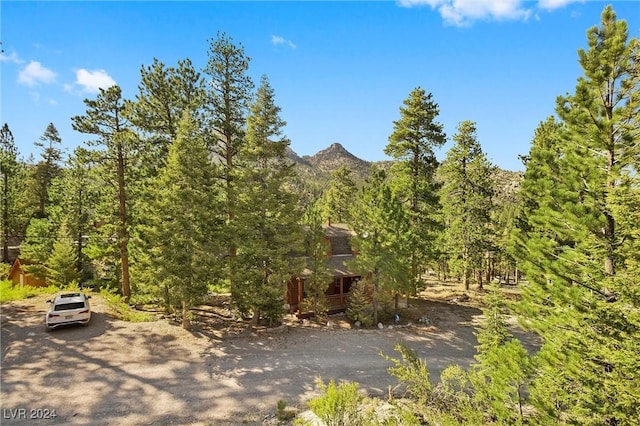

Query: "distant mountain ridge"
(287, 142), (523, 199)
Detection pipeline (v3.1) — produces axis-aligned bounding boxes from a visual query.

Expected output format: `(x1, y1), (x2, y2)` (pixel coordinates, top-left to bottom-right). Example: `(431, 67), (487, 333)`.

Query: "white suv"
(45, 292), (91, 330)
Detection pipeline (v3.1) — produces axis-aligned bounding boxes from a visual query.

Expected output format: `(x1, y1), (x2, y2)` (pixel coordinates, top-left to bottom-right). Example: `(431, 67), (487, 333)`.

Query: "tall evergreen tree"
(439, 121), (494, 290)
(469, 284), (532, 424)
(234, 75), (302, 327)
(302, 205), (332, 321)
(350, 167), (411, 325)
(20, 218), (55, 280)
(385, 87), (446, 292)
(127, 57), (205, 172)
(32, 123), (63, 218)
(46, 224), (80, 288)
(1, 124), (19, 263)
(203, 31), (254, 300)
(141, 111), (221, 328)
(48, 147), (98, 279)
(72, 85), (136, 301)
(317, 165), (357, 225)
(512, 7), (640, 424)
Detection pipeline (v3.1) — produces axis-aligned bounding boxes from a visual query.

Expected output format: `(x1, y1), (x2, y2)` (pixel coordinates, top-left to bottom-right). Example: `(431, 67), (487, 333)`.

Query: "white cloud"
(18, 61), (57, 86)
(0, 50), (24, 64)
(73, 68), (116, 93)
(538, 0), (583, 11)
(399, 0), (581, 26)
(271, 35), (296, 49)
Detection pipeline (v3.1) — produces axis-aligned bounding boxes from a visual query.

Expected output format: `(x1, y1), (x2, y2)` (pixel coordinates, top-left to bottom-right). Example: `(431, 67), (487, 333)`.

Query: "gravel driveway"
(1, 294), (528, 425)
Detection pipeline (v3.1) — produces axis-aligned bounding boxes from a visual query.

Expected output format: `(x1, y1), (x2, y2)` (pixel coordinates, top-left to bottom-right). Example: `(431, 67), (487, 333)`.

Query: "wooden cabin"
(7, 258), (47, 287)
(287, 223), (361, 315)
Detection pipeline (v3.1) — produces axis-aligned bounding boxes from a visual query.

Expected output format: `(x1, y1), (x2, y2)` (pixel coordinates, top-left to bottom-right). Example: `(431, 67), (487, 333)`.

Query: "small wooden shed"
(7, 258), (47, 287)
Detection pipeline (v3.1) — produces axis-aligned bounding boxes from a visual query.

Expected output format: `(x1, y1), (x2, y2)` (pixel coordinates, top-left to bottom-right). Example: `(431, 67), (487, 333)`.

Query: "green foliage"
(511, 6), (640, 425)
(439, 120), (495, 290)
(47, 232), (80, 288)
(137, 111), (221, 328)
(20, 218), (56, 280)
(1, 124), (31, 263)
(301, 205), (331, 321)
(126, 57), (205, 170)
(350, 167), (411, 324)
(72, 85), (136, 302)
(0, 280), (60, 302)
(0, 262), (10, 279)
(381, 343), (433, 405)
(308, 378), (361, 426)
(47, 148), (97, 282)
(385, 87), (446, 290)
(471, 286), (533, 425)
(474, 284), (512, 357)
(430, 365), (480, 423)
(276, 399), (296, 422)
(100, 289), (156, 322)
(317, 165), (357, 224)
(32, 122), (63, 218)
(346, 279), (372, 327)
(233, 75), (303, 327)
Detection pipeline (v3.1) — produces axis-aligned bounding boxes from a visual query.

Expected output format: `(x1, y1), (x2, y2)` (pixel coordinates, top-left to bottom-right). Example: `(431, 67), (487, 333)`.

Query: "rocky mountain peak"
(311, 142), (358, 163)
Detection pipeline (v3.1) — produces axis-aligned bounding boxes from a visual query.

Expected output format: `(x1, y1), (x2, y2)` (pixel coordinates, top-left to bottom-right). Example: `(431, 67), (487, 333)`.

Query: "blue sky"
(2, 1), (639, 171)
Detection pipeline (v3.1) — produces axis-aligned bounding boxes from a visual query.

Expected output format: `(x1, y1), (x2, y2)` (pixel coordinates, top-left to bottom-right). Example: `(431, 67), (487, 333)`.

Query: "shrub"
(346, 280), (372, 327)
(308, 378), (361, 426)
(0, 280), (59, 302)
(101, 289), (156, 322)
(381, 343), (433, 404)
(0, 262), (10, 280)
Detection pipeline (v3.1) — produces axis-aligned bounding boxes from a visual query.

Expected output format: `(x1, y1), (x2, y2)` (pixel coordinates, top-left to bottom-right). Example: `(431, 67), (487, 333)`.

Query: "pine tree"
(1, 124), (20, 263)
(72, 86), (136, 302)
(439, 121), (494, 290)
(302, 205), (332, 321)
(470, 284), (532, 424)
(127, 57), (204, 172)
(203, 32), (254, 303)
(317, 166), (357, 224)
(48, 148), (97, 279)
(141, 110), (222, 329)
(234, 75), (303, 327)
(512, 7), (640, 424)
(20, 218), (55, 280)
(32, 123), (63, 218)
(349, 167), (411, 325)
(385, 87), (446, 292)
(47, 225), (80, 288)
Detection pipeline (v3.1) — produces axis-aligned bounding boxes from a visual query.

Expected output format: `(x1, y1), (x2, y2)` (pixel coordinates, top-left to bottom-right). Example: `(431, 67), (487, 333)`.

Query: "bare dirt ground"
(1, 283), (538, 425)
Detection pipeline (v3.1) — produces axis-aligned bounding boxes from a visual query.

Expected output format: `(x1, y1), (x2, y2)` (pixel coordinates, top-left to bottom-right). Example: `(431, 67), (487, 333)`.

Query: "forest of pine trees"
(1, 6), (638, 423)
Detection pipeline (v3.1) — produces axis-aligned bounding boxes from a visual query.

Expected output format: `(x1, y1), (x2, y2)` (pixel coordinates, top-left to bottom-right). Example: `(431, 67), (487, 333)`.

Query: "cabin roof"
(323, 223), (356, 238)
(300, 254), (358, 278)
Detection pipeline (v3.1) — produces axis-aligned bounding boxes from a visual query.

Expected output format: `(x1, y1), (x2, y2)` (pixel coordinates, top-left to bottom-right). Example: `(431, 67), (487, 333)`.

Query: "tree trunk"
(2, 173), (9, 263)
(116, 142), (131, 303)
(373, 270), (380, 326)
(463, 269), (469, 291)
(182, 300), (190, 329)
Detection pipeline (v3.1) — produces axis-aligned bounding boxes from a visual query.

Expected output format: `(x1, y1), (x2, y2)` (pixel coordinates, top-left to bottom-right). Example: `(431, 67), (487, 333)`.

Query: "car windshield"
(54, 302), (86, 311)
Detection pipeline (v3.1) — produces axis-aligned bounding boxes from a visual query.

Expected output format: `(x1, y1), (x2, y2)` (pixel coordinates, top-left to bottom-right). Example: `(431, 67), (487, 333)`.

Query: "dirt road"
(0, 295), (529, 425)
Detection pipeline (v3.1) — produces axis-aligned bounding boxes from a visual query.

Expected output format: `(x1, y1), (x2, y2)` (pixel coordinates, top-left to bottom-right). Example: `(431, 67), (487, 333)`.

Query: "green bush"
(0, 263), (10, 280)
(346, 280), (373, 327)
(381, 343), (433, 404)
(0, 280), (60, 302)
(101, 289), (156, 322)
(308, 378), (362, 426)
